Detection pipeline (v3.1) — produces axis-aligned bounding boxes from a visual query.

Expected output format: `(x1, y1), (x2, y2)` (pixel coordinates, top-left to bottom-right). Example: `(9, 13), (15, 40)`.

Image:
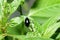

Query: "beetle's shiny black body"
(25, 17), (30, 27)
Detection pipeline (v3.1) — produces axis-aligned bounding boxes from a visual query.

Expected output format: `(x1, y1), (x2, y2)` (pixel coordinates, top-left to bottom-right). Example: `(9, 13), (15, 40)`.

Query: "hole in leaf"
(15, 38), (19, 40)
(51, 28), (60, 39)
(31, 0), (41, 8)
(7, 0), (14, 3)
(4, 36), (13, 40)
(57, 19), (60, 22)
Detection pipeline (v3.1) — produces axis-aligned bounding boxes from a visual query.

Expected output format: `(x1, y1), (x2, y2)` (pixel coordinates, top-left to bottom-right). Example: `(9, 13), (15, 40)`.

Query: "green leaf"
(28, 0), (60, 17)
(0, 0), (3, 21)
(30, 16), (49, 25)
(32, 19), (43, 35)
(0, 0), (7, 21)
(9, 0), (24, 15)
(6, 16), (30, 35)
(42, 22), (60, 38)
(6, 16), (24, 35)
(8, 35), (54, 40)
(0, 34), (5, 40)
(9, 16), (23, 27)
(27, 32), (41, 38)
(41, 16), (58, 34)
(32, 0), (60, 9)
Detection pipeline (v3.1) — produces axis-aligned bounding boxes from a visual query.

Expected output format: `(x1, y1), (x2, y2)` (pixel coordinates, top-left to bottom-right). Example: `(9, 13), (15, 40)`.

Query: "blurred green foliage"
(0, 0), (60, 40)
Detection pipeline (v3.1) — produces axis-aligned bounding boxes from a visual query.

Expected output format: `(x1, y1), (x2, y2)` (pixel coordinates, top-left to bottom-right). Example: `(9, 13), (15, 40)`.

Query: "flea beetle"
(25, 17), (30, 27)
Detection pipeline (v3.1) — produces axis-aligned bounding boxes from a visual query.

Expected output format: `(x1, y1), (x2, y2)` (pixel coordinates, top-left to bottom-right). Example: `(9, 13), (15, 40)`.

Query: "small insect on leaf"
(25, 17), (30, 27)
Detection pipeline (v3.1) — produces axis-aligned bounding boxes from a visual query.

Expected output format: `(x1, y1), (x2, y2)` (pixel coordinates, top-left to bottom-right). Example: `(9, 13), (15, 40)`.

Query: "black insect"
(25, 17), (30, 27)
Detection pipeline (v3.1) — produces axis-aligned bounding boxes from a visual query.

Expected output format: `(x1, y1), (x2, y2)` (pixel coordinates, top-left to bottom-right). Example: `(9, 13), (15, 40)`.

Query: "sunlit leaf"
(6, 16), (30, 35)
(0, 0), (7, 21)
(42, 22), (60, 38)
(6, 16), (24, 35)
(9, 16), (23, 27)
(41, 16), (58, 34)
(8, 35), (54, 40)
(29, 0), (60, 17)
(9, 0), (24, 15)
(32, 19), (42, 35)
(30, 16), (49, 25)
(0, 34), (5, 40)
